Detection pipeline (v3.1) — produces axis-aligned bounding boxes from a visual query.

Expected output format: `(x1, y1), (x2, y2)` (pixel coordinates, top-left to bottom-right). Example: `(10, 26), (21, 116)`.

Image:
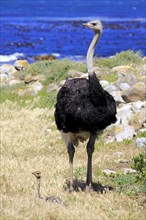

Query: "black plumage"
(55, 73), (117, 133)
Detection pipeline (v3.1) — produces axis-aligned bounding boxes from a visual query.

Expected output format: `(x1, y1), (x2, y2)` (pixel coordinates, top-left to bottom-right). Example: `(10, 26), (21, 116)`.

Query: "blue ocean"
(0, 0), (146, 63)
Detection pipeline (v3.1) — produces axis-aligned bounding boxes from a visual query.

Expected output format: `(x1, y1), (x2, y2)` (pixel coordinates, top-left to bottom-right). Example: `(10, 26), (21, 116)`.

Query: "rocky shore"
(0, 54), (146, 145)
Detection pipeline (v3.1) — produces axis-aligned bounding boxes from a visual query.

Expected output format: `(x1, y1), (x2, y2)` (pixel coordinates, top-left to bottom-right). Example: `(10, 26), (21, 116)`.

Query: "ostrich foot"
(69, 186), (74, 192)
(85, 184), (93, 192)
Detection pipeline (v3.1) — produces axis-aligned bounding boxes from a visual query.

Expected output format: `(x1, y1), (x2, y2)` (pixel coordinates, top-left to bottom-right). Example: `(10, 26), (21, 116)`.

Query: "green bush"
(132, 153), (146, 181)
(18, 59), (86, 85)
(95, 50), (143, 68)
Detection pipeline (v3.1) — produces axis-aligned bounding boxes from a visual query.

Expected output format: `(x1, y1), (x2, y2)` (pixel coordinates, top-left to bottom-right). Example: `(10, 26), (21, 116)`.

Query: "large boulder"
(118, 82), (130, 91)
(14, 60), (29, 71)
(110, 91), (125, 105)
(18, 81), (43, 96)
(0, 73), (9, 84)
(8, 79), (22, 86)
(27, 81), (43, 95)
(100, 80), (109, 88)
(68, 69), (84, 78)
(24, 74), (33, 84)
(111, 65), (132, 74)
(131, 101), (145, 112)
(122, 82), (146, 102)
(140, 64), (146, 75)
(135, 138), (146, 149)
(114, 125), (136, 142)
(0, 64), (16, 77)
(46, 83), (59, 93)
(116, 104), (133, 125)
(129, 108), (146, 131)
(104, 84), (118, 93)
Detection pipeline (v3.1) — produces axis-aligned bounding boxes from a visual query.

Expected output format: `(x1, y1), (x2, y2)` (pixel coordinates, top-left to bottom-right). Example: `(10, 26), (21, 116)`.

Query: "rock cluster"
(0, 59), (146, 142)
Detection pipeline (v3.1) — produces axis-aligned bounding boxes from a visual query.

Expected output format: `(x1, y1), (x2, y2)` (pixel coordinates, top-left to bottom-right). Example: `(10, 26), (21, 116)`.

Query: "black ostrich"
(54, 20), (117, 192)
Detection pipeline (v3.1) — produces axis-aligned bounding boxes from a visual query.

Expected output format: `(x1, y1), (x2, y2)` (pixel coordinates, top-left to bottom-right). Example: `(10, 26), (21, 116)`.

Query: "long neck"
(37, 178), (43, 199)
(86, 31), (100, 74)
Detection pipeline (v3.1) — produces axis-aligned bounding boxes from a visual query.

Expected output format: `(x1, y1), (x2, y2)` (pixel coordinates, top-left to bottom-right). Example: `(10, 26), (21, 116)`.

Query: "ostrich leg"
(86, 132), (96, 191)
(67, 142), (75, 192)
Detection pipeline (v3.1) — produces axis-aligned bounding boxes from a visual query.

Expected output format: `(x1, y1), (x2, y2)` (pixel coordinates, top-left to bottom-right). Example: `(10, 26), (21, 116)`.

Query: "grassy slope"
(1, 51), (146, 219)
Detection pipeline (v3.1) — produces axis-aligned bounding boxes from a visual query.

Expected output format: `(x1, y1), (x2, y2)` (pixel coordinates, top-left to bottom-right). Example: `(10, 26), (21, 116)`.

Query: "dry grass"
(0, 100), (145, 220)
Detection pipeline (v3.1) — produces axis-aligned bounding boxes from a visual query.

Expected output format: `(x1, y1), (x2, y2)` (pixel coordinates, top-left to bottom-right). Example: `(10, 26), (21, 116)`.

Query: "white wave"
(51, 53), (61, 58)
(0, 53), (24, 62)
(67, 55), (85, 61)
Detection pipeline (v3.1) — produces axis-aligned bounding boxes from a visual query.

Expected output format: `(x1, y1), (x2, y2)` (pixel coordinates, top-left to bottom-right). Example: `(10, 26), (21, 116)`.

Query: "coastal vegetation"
(0, 50), (146, 219)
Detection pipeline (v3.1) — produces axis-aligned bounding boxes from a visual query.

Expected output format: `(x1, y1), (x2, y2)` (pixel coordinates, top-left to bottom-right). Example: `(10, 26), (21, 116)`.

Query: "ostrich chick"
(55, 20), (117, 192)
(32, 171), (65, 205)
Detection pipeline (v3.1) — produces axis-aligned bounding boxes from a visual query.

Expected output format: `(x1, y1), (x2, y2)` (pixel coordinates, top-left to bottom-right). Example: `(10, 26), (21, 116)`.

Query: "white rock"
(102, 169), (117, 176)
(118, 159), (128, 163)
(123, 168), (137, 174)
(115, 125), (136, 142)
(142, 57), (146, 62)
(116, 104), (133, 125)
(0, 64), (16, 77)
(111, 91), (125, 104)
(105, 84), (118, 93)
(27, 81), (43, 95)
(141, 64), (146, 75)
(46, 128), (52, 133)
(0, 73), (9, 83)
(100, 80), (109, 88)
(113, 151), (123, 157)
(79, 73), (88, 78)
(112, 65), (131, 73)
(68, 69), (83, 78)
(139, 128), (146, 133)
(8, 79), (22, 86)
(132, 101), (146, 112)
(118, 82), (130, 91)
(135, 138), (146, 148)
(105, 136), (115, 144)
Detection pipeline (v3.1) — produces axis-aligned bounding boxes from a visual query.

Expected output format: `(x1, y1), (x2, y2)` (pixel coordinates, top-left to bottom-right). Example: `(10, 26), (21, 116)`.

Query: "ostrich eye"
(92, 23), (97, 26)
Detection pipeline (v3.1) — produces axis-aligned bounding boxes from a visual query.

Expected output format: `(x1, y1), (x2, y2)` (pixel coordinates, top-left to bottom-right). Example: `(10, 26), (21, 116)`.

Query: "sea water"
(0, 0), (146, 64)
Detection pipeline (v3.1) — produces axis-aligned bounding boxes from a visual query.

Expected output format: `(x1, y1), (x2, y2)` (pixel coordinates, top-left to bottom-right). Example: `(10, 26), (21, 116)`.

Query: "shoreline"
(0, 49), (145, 67)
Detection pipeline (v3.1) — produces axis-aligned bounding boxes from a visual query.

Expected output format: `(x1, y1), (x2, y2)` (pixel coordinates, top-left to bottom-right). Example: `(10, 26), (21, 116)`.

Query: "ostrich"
(54, 20), (117, 192)
(32, 171), (65, 205)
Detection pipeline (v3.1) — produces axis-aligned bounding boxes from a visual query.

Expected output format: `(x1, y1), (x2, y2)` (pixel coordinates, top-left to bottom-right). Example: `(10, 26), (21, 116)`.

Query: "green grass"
(17, 59), (86, 85)
(1, 50), (144, 108)
(100, 151), (146, 197)
(95, 50), (144, 68)
(0, 84), (57, 109)
(109, 173), (146, 196)
(138, 131), (146, 138)
(102, 72), (118, 83)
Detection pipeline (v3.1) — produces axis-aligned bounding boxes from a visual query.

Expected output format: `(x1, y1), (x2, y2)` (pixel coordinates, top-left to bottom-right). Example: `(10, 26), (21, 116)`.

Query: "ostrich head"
(82, 19), (103, 73)
(32, 170), (42, 199)
(32, 170), (41, 179)
(83, 20), (103, 34)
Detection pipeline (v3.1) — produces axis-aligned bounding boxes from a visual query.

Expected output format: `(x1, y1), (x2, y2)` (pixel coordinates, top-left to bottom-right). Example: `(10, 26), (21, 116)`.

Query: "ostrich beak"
(83, 22), (91, 28)
(83, 23), (88, 27)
